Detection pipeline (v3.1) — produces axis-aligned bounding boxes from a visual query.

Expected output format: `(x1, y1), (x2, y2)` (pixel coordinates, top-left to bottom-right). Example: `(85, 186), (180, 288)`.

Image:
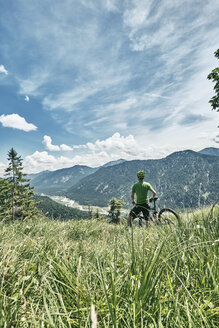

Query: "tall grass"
(0, 206), (218, 327)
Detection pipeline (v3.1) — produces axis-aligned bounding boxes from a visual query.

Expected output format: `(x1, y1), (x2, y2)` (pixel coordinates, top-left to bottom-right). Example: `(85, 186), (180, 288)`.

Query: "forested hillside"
(66, 150), (219, 209)
(35, 195), (89, 220)
(199, 147), (219, 156)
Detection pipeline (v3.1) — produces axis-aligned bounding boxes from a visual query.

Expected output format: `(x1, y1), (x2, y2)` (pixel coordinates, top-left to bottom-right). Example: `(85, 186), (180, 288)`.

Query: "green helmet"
(137, 170), (145, 179)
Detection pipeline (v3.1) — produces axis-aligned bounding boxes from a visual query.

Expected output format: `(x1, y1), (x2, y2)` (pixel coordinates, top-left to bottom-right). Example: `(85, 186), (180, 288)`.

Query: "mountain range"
(28, 159), (126, 194)
(29, 148), (219, 210)
(28, 165), (97, 194)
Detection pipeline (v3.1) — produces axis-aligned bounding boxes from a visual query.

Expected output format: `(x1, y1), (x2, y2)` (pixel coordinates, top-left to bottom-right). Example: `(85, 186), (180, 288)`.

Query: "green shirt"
(132, 181), (153, 204)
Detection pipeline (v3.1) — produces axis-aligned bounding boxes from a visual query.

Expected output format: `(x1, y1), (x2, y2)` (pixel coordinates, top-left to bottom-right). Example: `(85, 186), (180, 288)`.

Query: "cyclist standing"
(128, 171), (156, 226)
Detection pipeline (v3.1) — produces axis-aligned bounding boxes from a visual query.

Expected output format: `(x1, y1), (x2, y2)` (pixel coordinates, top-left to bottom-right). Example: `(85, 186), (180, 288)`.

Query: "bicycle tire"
(158, 208), (179, 225)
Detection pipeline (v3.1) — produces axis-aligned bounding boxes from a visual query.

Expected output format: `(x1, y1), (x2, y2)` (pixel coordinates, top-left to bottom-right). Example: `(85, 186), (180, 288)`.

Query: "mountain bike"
(133, 197), (179, 226)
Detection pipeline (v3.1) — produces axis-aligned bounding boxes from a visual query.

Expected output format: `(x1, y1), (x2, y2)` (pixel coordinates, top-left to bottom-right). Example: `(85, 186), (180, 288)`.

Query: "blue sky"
(0, 0), (218, 174)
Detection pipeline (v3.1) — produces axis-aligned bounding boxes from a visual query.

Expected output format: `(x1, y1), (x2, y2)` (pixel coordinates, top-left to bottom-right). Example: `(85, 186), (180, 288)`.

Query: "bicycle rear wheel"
(158, 208), (179, 225)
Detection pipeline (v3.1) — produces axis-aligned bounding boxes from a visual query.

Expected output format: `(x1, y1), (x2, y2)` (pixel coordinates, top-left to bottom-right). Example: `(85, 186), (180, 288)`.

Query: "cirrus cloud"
(0, 114), (37, 131)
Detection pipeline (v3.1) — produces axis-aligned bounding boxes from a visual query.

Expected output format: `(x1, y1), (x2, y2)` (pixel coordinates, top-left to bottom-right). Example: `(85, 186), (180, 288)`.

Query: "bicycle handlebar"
(149, 196), (158, 203)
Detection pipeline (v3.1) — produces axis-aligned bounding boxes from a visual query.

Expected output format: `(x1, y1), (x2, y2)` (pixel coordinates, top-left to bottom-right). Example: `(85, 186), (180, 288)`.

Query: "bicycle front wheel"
(158, 208), (179, 225)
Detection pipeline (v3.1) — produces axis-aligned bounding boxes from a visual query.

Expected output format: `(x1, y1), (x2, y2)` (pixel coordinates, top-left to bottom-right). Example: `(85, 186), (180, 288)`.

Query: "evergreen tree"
(95, 208), (100, 219)
(108, 197), (124, 223)
(2, 148), (38, 221)
(0, 179), (12, 220)
(88, 204), (93, 220)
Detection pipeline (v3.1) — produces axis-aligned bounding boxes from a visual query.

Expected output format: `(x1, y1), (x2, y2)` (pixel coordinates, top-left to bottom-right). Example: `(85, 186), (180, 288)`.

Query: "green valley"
(34, 195), (90, 220)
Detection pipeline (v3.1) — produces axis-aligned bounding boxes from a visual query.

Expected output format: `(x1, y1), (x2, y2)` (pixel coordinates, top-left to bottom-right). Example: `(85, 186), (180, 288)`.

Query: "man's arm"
(131, 192), (135, 205)
(151, 188), (156, 198)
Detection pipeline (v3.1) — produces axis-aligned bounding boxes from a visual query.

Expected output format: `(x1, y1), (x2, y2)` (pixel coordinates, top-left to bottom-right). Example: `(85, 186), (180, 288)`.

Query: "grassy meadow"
(0, 206), (218, 327)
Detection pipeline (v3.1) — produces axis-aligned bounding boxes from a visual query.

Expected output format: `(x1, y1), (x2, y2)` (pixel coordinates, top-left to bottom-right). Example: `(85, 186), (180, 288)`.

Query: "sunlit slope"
(66, 150), (219, 208)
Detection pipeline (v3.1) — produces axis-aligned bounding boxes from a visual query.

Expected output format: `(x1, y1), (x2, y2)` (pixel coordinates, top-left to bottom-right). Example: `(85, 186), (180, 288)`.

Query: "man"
(128, 170), (156, 226)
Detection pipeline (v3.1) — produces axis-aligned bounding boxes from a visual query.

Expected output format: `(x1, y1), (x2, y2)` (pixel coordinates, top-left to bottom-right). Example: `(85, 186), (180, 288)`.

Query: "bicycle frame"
(136, 197), (159, 225)
(134, 197), (179, 226)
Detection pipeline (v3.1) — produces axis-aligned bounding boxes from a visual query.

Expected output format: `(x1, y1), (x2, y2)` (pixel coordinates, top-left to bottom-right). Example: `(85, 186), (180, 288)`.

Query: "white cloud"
(23, 150), (113, 173)
(89, 90), (170, 136)
(18, 71), (50, 96)
(1, 0), (218, 158)
(42, 69), (130, 112)
(123, 0), (153, 31)
(5, 1), (130, 115)
(24, 95), (30, 102)
(0, 114), (37, 132)
(144, 93), (170, 99)
(0, 65), (8, 75)
(42, 135), (60, 151)
(42, 133), (139, 154)
(42, 135), (74, 151)
(60, 144), (73, 151)
(24, 151), (72, 173)
(22, 130), (218, 174)
(23, 133), (147, 173)
(21, 145), (176, 174)
(64, 133), (178, 159)
(41, 0), (218, 144)
(42, 84), (101, 112)
(86, 132), (138, 153)
(104, 0), (118, 12)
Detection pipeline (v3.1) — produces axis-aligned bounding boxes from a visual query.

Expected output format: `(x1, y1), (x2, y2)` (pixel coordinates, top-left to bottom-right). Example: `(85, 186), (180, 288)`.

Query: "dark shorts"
(129, 203), (150, 221)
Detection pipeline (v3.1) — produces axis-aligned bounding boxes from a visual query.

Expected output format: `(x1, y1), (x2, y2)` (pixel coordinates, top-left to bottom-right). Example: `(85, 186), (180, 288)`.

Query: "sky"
(0, 0), (219, 175)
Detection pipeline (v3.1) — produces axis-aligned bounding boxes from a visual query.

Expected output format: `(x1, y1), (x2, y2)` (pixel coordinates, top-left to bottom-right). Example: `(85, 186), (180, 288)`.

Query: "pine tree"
(95, 208), (100, 219)
(0, 179), (12, 220)
(88, 204), (93, 220)
(3, 148), (38, 221)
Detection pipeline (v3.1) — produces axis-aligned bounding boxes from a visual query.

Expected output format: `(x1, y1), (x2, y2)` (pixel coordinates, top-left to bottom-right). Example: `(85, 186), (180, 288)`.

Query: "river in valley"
(43, 195), (128, 216)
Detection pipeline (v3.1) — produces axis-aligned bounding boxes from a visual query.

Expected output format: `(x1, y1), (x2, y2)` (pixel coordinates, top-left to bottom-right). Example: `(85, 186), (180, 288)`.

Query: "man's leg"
(128, 214), (134, 226)
(142, 203), (150, 222)
(128, 206), (139, 227)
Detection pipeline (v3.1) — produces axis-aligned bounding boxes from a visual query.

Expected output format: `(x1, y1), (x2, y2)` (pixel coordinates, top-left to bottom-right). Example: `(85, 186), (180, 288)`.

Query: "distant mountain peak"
(198, 147), (219, 156)
(102, 159), (126, 167)
(165, 149), (195, 158)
